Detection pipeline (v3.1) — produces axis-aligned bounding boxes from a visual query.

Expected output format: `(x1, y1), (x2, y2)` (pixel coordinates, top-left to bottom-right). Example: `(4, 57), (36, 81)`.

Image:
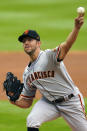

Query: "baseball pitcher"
(3, 15), (87, 131)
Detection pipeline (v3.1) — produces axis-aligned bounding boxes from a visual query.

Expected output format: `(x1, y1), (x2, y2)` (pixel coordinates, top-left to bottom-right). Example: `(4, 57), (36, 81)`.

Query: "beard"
(24, 47), (37, 56)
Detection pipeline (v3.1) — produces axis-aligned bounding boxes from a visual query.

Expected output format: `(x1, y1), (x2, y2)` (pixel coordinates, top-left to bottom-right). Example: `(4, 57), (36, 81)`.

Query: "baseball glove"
(3, 72), (24, 102)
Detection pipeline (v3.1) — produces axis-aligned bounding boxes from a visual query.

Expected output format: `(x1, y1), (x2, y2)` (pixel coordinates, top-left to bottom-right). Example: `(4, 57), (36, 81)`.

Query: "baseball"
(77, 7), (85, 16)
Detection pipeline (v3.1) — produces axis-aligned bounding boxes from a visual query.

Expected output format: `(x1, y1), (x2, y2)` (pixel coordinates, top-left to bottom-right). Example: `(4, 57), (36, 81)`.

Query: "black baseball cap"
(18, 30), (40, 42)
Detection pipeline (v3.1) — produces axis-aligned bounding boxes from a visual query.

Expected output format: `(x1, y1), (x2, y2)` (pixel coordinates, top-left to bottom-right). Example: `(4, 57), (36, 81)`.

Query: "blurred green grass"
(0, 99), (87, 131)
(0, 0), (87, 51)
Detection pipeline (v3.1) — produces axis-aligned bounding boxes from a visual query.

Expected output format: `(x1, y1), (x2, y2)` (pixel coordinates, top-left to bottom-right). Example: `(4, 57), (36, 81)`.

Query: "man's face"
(22, 37), (40, 56)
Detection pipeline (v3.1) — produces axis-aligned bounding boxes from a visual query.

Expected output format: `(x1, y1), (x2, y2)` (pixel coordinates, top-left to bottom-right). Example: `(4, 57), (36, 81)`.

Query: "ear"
(37, 41), (41, 47)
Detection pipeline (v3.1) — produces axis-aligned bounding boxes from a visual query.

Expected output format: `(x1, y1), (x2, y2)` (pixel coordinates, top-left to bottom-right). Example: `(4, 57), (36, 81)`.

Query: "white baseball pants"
(27, 93), (87, 131)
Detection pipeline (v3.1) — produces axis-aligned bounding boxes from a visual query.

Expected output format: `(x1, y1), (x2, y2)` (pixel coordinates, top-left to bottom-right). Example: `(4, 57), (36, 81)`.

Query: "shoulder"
(23, 65), (29, 77)
(44, 47), (58, 57)
(24, 65), (28, 72)
(44, 49), (54, 55)
(44, 49), (53, 53)
(44, 47), (59, 53)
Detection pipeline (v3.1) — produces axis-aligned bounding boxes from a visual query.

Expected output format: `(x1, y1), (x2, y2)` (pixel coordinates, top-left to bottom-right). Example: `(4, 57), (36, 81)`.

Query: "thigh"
(58, 93), (87, 131)
(27, 97), (61, 125)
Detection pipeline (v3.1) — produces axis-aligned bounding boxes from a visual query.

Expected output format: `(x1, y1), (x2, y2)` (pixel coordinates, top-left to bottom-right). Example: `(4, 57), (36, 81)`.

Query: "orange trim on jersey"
(78, 94), (87, 120)
(20, 94), (35, 98)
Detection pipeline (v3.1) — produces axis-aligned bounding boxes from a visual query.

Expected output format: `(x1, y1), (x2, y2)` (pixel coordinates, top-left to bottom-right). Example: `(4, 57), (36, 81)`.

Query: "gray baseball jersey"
(21, 47), (79, 101)
(21, 47), (87, 131)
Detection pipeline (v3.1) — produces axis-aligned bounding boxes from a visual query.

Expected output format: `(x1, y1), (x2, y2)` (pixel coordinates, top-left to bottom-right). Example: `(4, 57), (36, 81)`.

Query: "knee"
(27, 115), (41, 128)
(73, 124), (87, 131)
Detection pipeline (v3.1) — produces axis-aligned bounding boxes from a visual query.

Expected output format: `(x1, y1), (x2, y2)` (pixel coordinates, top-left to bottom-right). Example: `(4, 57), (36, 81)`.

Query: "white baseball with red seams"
(21, 47), (87, 131)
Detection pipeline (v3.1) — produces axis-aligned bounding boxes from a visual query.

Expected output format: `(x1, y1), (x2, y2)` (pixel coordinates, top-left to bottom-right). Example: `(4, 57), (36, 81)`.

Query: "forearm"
(10, 97), (33, 109)
(59, 16), (84, 60)
(62, 27), (80, 53)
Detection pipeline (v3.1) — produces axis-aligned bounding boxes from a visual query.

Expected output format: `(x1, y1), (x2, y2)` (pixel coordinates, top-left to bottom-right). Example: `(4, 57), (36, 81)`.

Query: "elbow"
(22, 101), (33, 109)
(59, 43), (67, 60)
(23, 103), (32, 109)
(19, 105), (32, 109)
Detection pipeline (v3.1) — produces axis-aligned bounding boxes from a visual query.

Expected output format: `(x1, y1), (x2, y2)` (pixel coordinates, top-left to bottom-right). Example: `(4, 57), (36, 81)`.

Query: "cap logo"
(37, 36), (39, 39)
(24, 30), (29, 34)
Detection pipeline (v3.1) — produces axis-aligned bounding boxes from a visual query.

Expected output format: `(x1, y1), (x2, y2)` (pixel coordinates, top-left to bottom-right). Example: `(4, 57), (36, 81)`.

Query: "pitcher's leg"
(27, 97), (61, 129)
(59, 93), (87, 131)
(62, 110), (87, 131)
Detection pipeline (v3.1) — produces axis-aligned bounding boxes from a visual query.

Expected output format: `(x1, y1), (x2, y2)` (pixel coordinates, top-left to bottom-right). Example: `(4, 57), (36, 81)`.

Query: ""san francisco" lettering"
(26, 70), (55, 87)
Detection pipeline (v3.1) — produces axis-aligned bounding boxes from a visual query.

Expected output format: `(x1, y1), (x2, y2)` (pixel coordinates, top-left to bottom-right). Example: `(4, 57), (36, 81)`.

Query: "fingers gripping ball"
(3, 72), (24, 102)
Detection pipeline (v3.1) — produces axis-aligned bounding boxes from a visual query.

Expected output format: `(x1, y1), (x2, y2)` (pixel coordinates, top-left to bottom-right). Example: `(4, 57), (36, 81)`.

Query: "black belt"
(52, 94), (74, 104)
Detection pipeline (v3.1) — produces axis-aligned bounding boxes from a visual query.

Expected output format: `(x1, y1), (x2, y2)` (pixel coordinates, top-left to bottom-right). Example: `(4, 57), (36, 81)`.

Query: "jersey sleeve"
(21, 67), (37, 99)
(45, 46), (62, 64)
(21, 85), (37, 99)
